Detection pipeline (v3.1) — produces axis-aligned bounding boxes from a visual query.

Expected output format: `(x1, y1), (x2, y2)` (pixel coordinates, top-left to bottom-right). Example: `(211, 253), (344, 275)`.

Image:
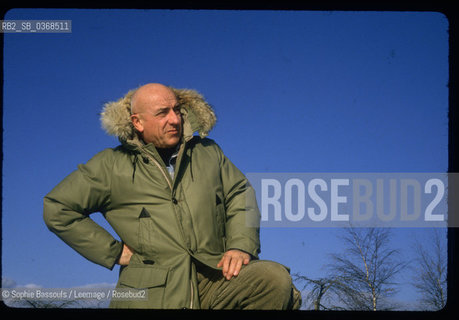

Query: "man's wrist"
(115, 241), (124, 264)
(226, 248), (254, 260)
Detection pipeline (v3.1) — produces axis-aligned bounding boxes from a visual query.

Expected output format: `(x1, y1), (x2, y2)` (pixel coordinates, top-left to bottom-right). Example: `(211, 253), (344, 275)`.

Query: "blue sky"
(2, 9), (449, 309)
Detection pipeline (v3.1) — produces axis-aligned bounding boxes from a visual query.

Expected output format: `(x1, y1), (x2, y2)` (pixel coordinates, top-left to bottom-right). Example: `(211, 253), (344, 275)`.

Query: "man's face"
(131, 89), (182, 148)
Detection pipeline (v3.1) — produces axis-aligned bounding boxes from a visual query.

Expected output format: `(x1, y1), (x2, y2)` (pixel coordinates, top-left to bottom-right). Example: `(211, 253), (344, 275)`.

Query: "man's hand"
(217, 249), (251, 280)
(117, 243), (134, 266)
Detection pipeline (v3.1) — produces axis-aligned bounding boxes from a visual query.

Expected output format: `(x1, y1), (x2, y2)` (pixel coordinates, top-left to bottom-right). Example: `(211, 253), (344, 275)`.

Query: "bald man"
(130, 84), (183, 148)
(44, 83), (302, 309)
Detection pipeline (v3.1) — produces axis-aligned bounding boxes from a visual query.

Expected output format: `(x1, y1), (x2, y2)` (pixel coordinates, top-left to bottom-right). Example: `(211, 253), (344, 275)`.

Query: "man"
(43, 83), (301, 309)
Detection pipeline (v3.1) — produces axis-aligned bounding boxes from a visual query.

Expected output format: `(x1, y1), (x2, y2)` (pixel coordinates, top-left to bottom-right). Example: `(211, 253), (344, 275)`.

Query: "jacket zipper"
(141, 148), (194, 309)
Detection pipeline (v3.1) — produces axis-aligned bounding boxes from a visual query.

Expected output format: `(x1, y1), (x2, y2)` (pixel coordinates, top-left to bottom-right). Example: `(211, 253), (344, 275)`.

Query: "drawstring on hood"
(189, 144), (194, 181)
(132, 153), (138, 182)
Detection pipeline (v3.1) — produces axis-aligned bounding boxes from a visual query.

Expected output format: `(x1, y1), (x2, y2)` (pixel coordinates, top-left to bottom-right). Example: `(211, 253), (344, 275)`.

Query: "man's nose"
(167, 109), (181, 125)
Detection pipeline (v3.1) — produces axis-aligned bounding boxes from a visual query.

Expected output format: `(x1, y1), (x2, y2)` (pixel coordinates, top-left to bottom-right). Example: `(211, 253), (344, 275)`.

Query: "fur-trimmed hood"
(100, 86), (217, 144)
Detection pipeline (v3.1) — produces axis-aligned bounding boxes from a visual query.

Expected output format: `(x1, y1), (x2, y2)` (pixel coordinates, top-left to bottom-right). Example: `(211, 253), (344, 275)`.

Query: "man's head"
(130, 83), (182, 148)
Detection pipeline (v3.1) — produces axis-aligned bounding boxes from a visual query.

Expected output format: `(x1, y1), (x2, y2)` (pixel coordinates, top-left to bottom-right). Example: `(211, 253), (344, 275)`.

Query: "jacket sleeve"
(43, 149), (123, 270)
(216, 145), (261, 258)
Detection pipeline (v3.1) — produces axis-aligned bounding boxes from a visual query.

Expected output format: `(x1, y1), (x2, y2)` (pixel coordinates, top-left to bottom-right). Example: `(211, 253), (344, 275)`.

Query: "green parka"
(43, 87), (261, 308)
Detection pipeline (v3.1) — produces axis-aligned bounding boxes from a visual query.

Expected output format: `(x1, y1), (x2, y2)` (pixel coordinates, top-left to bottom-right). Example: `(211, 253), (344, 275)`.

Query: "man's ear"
(131, 114), (144, 133)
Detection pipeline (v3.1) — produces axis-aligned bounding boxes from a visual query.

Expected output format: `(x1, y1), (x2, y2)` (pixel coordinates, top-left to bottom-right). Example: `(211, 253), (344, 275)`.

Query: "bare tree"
(327, 227), (407, 311)
(411, 228), (447, 310)
(293, 274), (343, 310)
(4, 298), (81, 308)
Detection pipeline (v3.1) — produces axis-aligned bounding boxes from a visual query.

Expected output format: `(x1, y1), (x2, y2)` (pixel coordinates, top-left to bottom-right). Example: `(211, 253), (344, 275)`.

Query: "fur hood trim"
(100, 86), (217, 142)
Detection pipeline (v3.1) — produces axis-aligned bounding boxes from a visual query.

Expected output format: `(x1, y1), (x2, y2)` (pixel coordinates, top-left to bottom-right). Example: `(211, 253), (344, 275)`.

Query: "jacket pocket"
(138, 208), (156, 256)
(116, 264), (169, 308)
(119, 264), (168, 288)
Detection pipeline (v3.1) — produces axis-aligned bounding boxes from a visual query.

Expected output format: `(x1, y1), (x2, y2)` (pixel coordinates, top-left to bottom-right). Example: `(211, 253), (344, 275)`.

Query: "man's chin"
(163, 137), (180, 148)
